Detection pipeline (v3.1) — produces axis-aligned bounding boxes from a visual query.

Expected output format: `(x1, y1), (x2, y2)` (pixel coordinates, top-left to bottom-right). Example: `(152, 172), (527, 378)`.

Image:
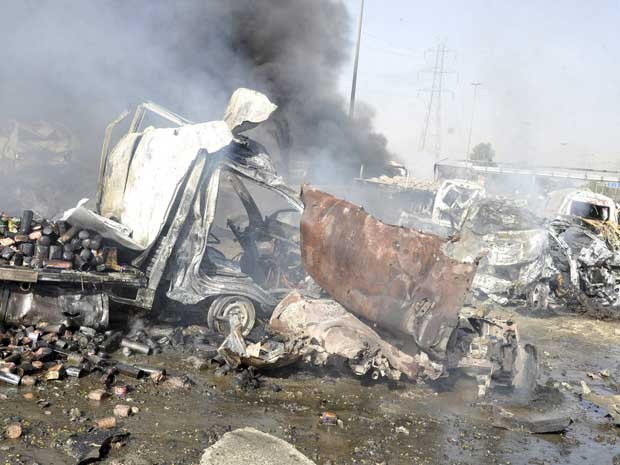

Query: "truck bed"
(0, 265), (146, 287)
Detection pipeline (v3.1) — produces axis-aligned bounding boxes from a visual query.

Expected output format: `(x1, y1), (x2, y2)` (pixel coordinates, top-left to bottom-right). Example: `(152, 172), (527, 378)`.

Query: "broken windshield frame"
(569, 200), (610, 221)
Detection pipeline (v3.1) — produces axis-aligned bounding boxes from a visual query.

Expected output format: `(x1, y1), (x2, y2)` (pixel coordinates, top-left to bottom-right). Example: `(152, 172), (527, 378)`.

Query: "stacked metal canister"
(0, 210), (120, 272)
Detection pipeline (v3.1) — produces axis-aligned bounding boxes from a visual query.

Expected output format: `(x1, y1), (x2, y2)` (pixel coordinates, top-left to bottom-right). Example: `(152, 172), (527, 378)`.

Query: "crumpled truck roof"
(97, 88), (278, 250)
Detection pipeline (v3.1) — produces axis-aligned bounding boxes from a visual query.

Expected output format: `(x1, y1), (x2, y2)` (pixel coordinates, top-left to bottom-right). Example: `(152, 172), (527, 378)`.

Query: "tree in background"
(470, 142), (495, 163)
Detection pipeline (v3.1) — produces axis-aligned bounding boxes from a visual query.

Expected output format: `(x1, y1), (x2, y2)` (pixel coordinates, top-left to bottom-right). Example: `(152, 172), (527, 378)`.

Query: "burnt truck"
(0, 89), (303, 335)
(0, 90), (539, 392)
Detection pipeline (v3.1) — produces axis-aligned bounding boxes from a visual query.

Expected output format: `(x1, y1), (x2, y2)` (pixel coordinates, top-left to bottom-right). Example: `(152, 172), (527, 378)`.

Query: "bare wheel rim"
(209, 295), (256, 336)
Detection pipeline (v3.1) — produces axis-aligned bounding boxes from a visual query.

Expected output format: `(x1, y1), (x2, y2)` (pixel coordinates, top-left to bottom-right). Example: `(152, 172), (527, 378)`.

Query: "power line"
(418, 41), (455, 158)
(465, 82), (482, 160)
(349, 0), (365, 117)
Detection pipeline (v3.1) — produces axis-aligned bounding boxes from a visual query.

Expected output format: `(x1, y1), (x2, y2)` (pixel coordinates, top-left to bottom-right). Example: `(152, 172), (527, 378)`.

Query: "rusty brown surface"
(300, 186), (478, 359)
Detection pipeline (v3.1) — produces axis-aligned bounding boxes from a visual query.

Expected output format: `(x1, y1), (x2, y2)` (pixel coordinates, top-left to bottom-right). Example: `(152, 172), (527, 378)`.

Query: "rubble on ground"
(0, 322), (170, 388)
(549, 216), (620, 317)
(294, 186), (537, 393)
(491, 405), (572, 433)
(269, 291), (441, 380)
(447, 198), (551, 307)
(200, 427), (317, 465)
(581, 381), (620, 425)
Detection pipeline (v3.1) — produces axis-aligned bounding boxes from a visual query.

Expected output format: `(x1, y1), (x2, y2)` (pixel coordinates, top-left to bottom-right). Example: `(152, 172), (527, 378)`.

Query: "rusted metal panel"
(300, 186), (477, 359)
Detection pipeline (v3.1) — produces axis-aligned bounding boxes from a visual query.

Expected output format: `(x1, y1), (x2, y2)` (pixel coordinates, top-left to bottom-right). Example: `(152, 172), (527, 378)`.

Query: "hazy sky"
(338, 0), (620, 178)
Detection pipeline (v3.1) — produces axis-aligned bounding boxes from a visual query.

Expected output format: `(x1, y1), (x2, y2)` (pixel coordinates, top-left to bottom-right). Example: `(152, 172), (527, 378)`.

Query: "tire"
(526, 282), (550, 312)
(207, 295), (256, 336)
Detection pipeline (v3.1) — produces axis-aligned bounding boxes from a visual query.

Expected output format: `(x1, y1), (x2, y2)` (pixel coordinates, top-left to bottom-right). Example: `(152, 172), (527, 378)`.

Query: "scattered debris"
(581, 381), (620, 425)
(395, 425), (410, 436)
(94, 416), (117, 429)
(113, 404), (132, 418)
(199, 427), (316, 465)
(319, 411), (339, 426)
(300, 185), (477, 356)
(0, 322), (176, 393)
(296, 187), (538, 393)
(65, 429), (129, 464)
(492, 406), (571, 433)
(4, 422), (22, 439)
(549, 216), (620, 317)
(447, 198), (551, 307)
(269, 291), (438, 380)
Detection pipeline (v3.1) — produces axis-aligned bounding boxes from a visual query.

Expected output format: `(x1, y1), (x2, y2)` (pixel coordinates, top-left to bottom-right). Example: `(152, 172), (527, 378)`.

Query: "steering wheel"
(267, 208), (300, 223)
(207, 231), (221, 244)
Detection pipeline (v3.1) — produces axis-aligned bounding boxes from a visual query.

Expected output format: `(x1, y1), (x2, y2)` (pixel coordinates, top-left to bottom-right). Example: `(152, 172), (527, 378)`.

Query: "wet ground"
(1, 306), (620, 465)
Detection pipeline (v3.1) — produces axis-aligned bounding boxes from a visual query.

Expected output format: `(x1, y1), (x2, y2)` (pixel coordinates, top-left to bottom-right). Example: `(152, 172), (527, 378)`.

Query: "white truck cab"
(544, 189), (618, 224)
(431, 179), (485, 229)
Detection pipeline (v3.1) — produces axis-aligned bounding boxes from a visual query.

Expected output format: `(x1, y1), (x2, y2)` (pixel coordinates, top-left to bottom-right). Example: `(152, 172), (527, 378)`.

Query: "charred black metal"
(120, 338), (151, 355)
(115, 363), (144, 379)
(20, 210), (33, 235)
(0, 372), (21, 385)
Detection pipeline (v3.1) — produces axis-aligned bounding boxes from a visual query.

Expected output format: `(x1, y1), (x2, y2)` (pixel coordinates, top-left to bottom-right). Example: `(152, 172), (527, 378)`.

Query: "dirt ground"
(1, 306), (620, 465)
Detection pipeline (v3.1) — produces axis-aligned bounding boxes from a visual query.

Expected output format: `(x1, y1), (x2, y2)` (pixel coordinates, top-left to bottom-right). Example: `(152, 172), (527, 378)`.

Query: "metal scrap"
(217, 314), (296, 370)
(549, 216), (620, 316)
(581, 381), (620, 425)
(447, 198), (551, 306)
(299, 185), (477, 362)
(269, 291), (443, 381)
(295, 187), (537, 392)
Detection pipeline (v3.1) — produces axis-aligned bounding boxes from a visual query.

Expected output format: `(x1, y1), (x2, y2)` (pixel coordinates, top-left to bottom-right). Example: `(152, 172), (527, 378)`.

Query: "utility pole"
(349, 0), (364, 118)
(465, 82), (482, 160)
(419, 41), (454, 158)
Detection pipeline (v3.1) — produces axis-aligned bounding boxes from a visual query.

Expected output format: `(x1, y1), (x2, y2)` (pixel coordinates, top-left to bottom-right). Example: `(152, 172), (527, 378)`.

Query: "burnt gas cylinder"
(79, 248), (92, 261)
(78, 230), (90, 240)
(41, 225), (53, 236)
(46, 260), (72, 270)
(1, 246), (14, 260)
(10, 253), (23, 266)
(58, 225), (79, 244)
(65, 366), (83, 378)
(70, 237), (81, 249)
(13, 235), (28, 244)
(37, 235), (51, 247)
(0, 372), (21, 386)
(74, 256), (90, 271)
(20, 210), (33, 234)
(63, 243), (75, 253)
(49, 245), (62, 260)
(81, 238), (91, 249)
(89, 235), (102, 250)
(35, 245), (49, 259)
(62, 251), (73, 261)
(56, 221), (68, 235)
(20, 243), (34, 256)
(93, 252), (105, 265)
(8, 218), (20, 234)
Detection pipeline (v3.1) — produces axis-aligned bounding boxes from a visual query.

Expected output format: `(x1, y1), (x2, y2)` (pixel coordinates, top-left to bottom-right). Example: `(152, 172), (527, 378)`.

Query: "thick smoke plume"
(0, 0), (392, 215)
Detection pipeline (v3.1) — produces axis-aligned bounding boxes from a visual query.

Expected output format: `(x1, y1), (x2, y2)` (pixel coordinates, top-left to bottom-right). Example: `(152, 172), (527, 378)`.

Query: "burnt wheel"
(526, 282), (549, 312)
(207, 295), (256, 336)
